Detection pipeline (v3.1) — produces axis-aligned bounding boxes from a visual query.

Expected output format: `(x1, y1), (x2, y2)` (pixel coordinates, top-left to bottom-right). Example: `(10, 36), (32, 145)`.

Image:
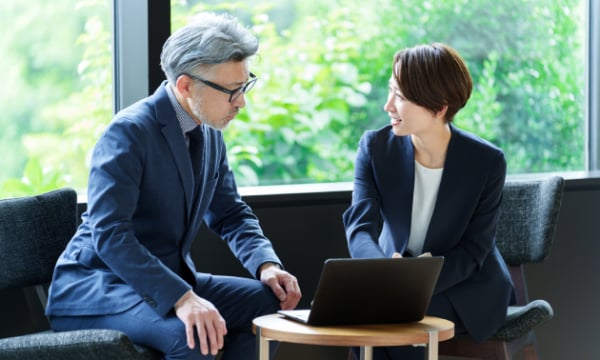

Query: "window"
(0, 0), (111, 196)
(0, 0), (591, 197)
(171, 0), (587, 186)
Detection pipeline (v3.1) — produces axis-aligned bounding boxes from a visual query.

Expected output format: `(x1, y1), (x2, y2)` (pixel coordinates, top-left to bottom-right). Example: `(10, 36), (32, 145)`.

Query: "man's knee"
(163, 335), (218, 360)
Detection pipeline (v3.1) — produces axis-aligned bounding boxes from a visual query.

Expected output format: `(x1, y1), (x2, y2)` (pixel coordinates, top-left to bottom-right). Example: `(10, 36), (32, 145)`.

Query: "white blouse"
(406, 160), (443, 256)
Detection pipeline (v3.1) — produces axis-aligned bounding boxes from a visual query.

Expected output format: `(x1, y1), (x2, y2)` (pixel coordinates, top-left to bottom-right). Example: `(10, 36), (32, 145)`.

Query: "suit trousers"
(49, 273), (281, 360)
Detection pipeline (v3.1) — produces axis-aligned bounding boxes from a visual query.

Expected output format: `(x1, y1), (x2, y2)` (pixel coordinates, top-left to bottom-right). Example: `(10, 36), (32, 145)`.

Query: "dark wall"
(2, 177), (599, 359)
(192, 193), (352, 309)
(524, 177), (600, 359)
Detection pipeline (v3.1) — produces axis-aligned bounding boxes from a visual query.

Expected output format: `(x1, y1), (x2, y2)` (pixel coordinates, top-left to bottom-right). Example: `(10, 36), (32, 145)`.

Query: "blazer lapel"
(380, 134), (415, 254)
(152, 84), (196, 216)
(395, 138), (415, 254)
(423, 126), (466, 250)
(161, 123), (195, 213)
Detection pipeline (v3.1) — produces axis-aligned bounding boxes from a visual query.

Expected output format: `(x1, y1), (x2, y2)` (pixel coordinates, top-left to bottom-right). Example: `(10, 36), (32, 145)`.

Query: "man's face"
(184, 61), (253, 130)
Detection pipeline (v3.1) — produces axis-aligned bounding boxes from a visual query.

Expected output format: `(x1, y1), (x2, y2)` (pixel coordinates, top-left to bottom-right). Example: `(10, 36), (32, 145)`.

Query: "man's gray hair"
(160, 12), (258, 83)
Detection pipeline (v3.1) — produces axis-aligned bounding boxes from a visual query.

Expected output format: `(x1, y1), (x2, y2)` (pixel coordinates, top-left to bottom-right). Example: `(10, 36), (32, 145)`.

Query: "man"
(46, 12), (301, 360)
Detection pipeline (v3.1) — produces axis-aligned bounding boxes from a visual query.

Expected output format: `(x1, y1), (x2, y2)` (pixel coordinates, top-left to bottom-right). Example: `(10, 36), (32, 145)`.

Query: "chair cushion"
(0, 188), (77, 289)
(0, 329), (161, 360)
(490, 299), (554, 341)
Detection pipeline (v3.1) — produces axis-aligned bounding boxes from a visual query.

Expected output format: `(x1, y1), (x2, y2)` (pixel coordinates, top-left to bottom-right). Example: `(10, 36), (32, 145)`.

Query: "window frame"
(112, 0), (168, 112)
(588, 0), (600, 170)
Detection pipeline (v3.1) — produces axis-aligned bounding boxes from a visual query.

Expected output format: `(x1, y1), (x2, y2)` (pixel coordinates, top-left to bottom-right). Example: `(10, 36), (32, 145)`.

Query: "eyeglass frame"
(182, 72), (257, 103)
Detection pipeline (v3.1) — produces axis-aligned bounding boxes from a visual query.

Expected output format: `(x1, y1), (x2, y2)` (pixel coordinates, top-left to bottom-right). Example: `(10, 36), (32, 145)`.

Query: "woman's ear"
(435, 105), (449, 121)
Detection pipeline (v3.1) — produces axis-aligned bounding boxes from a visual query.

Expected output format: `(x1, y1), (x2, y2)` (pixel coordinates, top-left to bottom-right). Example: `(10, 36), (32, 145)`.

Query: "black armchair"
(439, 175), (565, 359)
(0, 188), (161, 360)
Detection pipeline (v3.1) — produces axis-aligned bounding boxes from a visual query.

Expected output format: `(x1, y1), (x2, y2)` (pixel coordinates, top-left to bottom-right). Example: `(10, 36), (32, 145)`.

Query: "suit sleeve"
(203, 136), (281, 278)
(343, 132), (387, 258)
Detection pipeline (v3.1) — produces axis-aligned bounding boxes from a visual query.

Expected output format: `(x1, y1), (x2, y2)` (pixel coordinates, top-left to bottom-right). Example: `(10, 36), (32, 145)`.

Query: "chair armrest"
(491, 299), (554, 341)
(0, 329), (160, 360)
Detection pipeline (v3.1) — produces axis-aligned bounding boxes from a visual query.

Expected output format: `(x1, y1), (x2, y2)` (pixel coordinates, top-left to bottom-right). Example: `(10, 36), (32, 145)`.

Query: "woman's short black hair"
(392, 43), (473, 122)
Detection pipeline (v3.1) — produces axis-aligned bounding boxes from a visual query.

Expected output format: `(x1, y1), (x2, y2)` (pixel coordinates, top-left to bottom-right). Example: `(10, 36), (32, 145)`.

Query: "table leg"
(425, 330), (438, 360)
(256, 326), (269, 360)
(360, 345), (373, 360)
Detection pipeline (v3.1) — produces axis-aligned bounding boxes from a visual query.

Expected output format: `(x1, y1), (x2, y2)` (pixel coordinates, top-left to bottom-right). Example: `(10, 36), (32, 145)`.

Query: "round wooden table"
(252, 314), (454, 360)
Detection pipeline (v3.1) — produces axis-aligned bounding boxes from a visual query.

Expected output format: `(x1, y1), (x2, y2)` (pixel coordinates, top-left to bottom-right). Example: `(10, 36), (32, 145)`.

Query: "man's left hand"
(259, 263), (302, 310)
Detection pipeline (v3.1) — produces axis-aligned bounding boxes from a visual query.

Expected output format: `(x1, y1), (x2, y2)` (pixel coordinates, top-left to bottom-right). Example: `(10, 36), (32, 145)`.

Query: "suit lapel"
(161, 124), (195, 213)
(396, 138), (415, 254)
(423, 126), (463, 250)
(382, 134), (414, 254)
(152, 84), (196, 217)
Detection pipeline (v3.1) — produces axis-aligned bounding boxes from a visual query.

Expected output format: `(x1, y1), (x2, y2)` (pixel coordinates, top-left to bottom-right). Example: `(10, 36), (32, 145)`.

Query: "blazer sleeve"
(203, 132), (281, 278)
(343, 131), (387, 258)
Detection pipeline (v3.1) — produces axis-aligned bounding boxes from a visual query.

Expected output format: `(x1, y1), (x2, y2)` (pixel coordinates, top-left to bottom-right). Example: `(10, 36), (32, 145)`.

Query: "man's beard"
(189, 96), (227, 130)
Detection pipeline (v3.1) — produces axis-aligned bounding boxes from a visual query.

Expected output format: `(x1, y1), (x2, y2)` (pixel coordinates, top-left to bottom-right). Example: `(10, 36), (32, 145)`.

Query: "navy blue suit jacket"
(47, 82), (281, 318)
(343, 124), (515, 341)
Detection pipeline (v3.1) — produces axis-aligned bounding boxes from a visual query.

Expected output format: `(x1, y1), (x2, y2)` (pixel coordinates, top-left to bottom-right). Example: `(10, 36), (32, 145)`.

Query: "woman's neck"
(411, 123), (451, 169)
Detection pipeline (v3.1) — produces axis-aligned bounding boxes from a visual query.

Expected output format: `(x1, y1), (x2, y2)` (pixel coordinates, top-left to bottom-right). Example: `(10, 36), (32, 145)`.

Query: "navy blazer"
(47, 82), (281, 318)
(343, 124), (515, 341)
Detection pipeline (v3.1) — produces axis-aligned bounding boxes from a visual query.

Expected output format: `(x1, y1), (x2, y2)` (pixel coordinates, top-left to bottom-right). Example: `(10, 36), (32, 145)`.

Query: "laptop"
(278, 256), (444, 326)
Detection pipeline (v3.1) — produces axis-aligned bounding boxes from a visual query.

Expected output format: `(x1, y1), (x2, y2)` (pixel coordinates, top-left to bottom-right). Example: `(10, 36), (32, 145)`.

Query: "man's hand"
(259, 263), (302, 310)
(174, 290), (227, 356)
(392, 252), (431, 258)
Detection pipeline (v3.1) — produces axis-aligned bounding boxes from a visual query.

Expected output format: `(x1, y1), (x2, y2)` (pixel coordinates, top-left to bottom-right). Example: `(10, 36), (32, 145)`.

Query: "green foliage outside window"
(0, 0), (111, 196)
(176, 0), (585, 185)
(0, 0), (585, 197)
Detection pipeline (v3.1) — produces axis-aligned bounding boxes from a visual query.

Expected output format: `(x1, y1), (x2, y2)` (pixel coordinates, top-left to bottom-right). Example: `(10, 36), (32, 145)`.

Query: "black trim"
(147, 0), (170, 92)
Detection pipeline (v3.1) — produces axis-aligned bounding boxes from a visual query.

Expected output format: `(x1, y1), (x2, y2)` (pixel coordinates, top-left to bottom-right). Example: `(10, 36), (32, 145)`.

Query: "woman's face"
(383, 77), (439, 137)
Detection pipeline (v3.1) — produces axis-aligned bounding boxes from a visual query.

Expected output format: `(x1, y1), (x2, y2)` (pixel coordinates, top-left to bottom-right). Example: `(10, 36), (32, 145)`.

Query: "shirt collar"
(165, 82), (199, 134)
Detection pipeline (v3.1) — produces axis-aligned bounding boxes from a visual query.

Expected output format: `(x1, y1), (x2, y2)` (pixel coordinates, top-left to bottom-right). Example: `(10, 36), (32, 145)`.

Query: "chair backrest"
(495, 176), (565, 266)
(0, 188), (78, 290)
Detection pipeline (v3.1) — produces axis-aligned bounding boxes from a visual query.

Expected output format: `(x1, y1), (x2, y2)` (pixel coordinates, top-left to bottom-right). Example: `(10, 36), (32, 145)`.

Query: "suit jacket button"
(142, 295), (157, 307)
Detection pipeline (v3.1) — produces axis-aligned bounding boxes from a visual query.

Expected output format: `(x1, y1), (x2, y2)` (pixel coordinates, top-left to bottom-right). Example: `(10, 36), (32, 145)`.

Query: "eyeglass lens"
(231, 74), (257, 102)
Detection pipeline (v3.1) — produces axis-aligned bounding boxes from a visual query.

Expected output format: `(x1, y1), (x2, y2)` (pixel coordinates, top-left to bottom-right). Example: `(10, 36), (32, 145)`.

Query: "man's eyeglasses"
(183, 72), (257, 103)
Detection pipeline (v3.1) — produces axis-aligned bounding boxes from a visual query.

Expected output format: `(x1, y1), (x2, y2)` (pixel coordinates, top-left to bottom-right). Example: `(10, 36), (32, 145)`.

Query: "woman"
(342, 43), (515, 359)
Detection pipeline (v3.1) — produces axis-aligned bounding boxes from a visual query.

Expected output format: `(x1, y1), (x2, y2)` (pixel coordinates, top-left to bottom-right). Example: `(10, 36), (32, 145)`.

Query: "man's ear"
(175, 74), (194, 99)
